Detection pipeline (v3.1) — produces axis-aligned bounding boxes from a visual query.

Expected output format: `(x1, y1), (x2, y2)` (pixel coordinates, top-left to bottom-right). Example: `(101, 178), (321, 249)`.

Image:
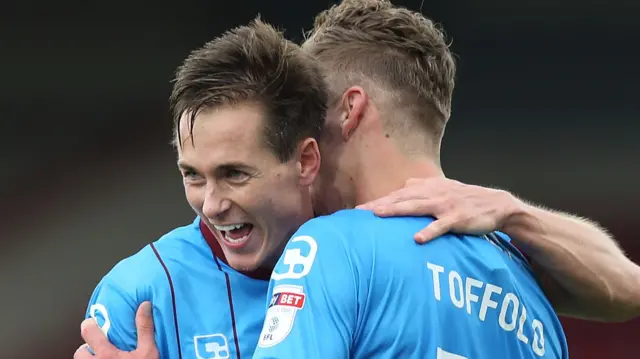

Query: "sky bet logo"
(269, 291), (306, 309)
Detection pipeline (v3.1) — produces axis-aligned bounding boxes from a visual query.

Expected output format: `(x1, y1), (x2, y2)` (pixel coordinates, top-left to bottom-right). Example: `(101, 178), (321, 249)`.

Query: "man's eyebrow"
(176, 161), (254, 171)
(216, 162), (253, 170)
(176, 161), (195, 170)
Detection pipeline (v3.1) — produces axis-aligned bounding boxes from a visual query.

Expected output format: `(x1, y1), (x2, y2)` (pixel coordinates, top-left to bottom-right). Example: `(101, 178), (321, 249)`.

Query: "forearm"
(502, 199), (640, 321)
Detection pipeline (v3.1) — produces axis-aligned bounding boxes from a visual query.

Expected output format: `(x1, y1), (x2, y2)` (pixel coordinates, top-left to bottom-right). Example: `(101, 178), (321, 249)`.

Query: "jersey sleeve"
(252, 218), (359, 359)
(85, 274), (139, 351)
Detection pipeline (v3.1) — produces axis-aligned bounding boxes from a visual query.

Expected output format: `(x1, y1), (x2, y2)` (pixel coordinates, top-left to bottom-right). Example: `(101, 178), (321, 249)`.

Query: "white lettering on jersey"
(193, 334), (230, 359)
(89, 303), (111, 336)
(426, 262), (546, 357)
(479, 283), (502, 321)
(258, 285), (306, 348)
(449, 270), (464, 308)
(465, 277), (483, 315)
(427, 263), (444, 300)
(532, 319), (545, 356)
(499, 293), (519, 331)
(271, 236), (318, 281)
(437, 347), (469, 359)
(517, 305), (529, 344)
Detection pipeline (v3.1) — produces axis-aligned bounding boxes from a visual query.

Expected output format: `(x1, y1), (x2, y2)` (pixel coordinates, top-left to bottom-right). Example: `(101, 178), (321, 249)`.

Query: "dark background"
(1, 0), (638, 358)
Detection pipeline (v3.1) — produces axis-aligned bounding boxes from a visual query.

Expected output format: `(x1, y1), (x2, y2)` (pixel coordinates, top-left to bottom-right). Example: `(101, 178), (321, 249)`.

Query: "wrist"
(499, 193), (536, 246)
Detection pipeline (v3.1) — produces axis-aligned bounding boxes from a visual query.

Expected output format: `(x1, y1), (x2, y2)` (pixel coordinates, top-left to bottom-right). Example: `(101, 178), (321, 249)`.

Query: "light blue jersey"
(86, 218), (269, 359)
(253, 209), (568, 359)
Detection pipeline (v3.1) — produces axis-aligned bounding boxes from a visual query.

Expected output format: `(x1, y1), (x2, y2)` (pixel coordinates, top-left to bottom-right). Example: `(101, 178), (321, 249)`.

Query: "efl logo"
(269, 291), (306, 309)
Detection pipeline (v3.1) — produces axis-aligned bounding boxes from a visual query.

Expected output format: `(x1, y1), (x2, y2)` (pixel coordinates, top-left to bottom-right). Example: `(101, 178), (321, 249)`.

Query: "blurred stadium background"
(1, 0), (638, 358)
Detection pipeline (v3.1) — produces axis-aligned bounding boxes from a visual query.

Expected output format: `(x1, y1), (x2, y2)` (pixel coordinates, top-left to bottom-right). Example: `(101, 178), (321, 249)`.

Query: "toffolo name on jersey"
(427, 262), (546, 357)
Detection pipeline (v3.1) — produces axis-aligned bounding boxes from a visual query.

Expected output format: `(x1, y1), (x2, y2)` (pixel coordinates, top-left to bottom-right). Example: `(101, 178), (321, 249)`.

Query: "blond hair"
(304, 0), (455, 144)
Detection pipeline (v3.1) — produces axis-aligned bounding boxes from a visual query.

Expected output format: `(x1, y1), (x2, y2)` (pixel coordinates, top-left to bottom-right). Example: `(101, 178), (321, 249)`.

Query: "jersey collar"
(199, 219), (271, 281)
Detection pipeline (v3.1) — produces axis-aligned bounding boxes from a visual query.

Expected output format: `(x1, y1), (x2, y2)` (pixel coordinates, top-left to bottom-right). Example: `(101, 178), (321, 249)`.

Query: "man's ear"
(297, 138), (321, 186)
(339, 86), (368, 141)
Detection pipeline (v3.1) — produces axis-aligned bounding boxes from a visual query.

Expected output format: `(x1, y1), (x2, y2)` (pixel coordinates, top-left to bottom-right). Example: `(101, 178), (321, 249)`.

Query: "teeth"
(224, 233), (250, 243)
(213, 223), (245, 231)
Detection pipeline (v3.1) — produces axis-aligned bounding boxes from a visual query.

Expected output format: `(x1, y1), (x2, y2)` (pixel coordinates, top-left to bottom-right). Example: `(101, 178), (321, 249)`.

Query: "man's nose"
(202, 186), (232, 220)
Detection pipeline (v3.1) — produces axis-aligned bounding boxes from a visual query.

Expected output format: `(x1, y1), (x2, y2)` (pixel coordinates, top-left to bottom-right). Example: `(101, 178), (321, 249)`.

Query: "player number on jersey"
(437, 347), (468, 359)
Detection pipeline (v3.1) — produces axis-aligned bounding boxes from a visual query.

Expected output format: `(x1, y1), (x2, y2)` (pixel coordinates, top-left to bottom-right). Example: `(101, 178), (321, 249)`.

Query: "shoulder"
(312, 209), (434, 230)
(152, 217), (205, 253)
(102, 219), (204, 292)
(304, 209), (383, 228)
(269, 211), (367, 281)
(278, 210), (435, 273)
(300, 209), (435, 246)
(288, 210), (375, 253)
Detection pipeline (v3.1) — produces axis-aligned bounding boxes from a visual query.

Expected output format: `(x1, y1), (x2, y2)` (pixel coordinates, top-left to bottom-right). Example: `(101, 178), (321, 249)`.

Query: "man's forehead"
(177, 133), (255, 164)
(178, 105), (264, 141)
(175, 107), (272, 168)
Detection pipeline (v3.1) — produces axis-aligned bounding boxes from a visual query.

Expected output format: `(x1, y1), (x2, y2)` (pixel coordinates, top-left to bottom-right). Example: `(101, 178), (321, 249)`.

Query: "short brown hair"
(304, 0), (455, 140)
(171, 19), (328, 162)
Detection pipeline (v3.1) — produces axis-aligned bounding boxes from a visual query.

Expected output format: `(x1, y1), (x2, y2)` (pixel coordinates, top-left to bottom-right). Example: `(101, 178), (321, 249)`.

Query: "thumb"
(135, 301), (157, 353)
(80, 318), (111, 354)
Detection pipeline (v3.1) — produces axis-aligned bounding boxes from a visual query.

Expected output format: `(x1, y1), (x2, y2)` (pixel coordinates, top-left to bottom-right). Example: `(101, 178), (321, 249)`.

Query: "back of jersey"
(351, 212), (568, 359)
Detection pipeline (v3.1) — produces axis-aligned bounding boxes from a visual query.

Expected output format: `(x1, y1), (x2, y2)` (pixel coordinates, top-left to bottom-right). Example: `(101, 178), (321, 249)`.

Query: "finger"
(135, 301), (157, 354)
(80, 318), (110, 353)
(355, 202), (374, 210)
(414, 218), (456, 243)
(371, 199), (437, 217)
(358, 187), (427, 211)
(74, 344), (93, 359)
(356, 195), (400, 210)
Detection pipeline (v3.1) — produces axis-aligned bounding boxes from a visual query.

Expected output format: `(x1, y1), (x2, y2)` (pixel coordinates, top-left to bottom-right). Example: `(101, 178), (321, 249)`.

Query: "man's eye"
(182, 170), (201, 180)
(226, 169), (249, 182)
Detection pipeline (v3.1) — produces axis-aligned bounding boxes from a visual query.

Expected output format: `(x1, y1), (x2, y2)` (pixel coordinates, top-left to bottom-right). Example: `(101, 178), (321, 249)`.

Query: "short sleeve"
(85, 275), (139, 350)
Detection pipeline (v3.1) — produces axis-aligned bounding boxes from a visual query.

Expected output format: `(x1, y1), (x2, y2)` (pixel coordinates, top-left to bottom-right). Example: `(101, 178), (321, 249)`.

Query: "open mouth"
(213, 223), (254, 248)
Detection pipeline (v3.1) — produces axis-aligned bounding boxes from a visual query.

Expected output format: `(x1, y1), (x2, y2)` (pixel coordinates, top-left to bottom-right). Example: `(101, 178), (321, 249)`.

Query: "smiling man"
(175, 101), (320, 273)
(82, 19), (327, 359)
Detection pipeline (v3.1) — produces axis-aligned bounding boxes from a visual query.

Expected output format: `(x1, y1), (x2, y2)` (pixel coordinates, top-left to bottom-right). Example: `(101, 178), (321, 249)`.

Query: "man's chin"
(225, 254), (263, 272)
(228, 261), (260, 272)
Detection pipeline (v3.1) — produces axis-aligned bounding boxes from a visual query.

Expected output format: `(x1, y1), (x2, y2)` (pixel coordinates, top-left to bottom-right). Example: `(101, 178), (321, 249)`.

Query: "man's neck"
(351, 147), (444, 206)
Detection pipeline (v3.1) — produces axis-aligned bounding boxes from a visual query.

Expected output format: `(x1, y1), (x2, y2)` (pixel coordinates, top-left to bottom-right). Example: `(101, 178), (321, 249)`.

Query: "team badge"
(89, 303), (111, 336)
(271, 235), (318, 281)
(257, 284), (306, 348)
(193, 333), (230, 359)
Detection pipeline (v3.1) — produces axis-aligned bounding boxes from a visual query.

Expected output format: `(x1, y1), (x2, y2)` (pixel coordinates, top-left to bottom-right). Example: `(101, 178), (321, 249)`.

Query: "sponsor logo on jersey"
(194, 333), (230, 359)
(258, 285), (306, 348)
(269, 291), (306, 309)
(271, 235), (318, 281)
